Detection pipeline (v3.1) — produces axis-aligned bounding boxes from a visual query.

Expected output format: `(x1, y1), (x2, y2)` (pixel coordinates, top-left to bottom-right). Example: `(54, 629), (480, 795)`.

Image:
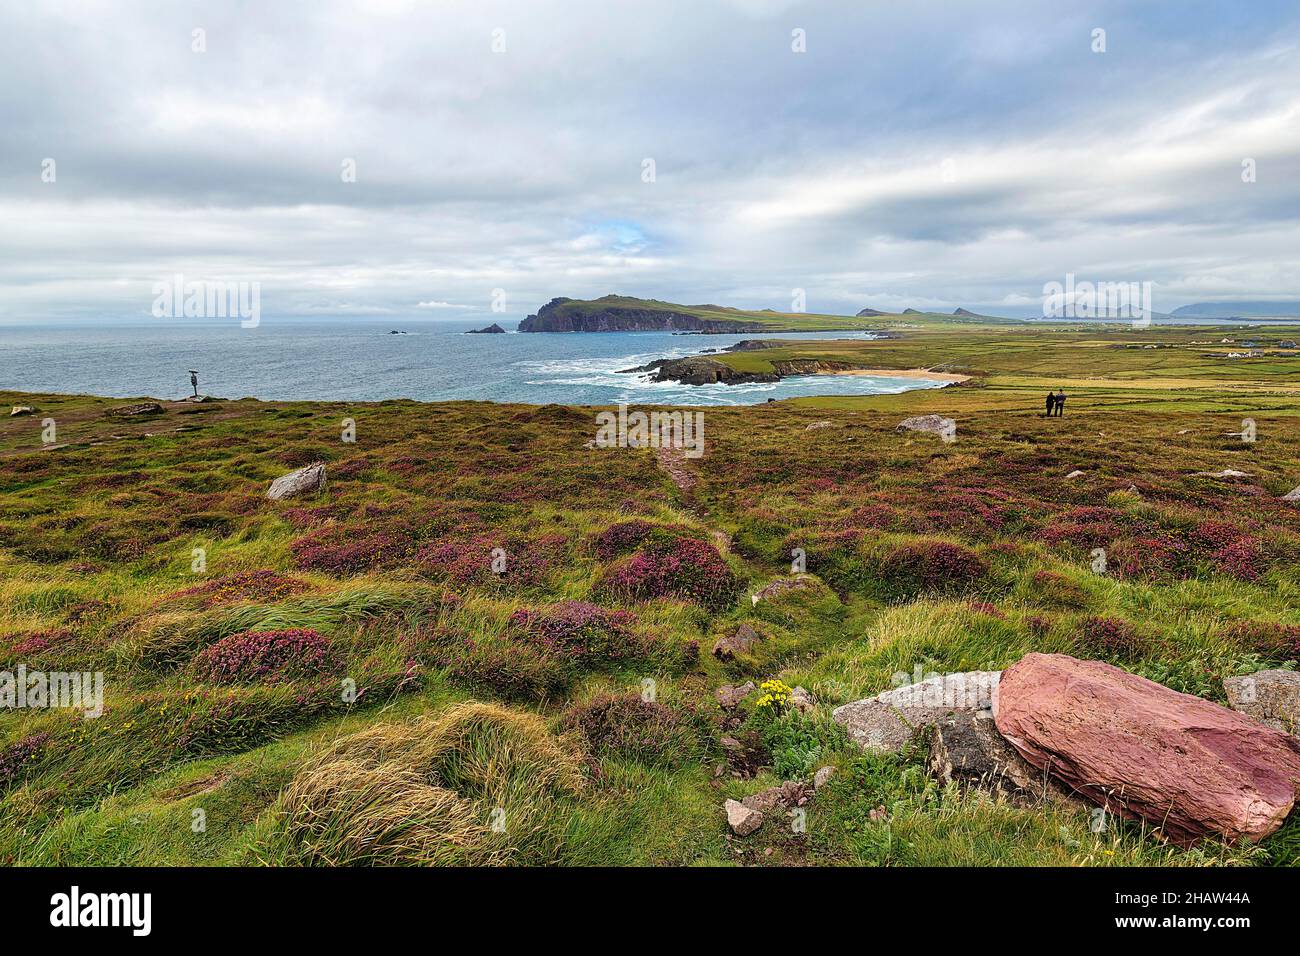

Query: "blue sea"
(0, 318), (950, 406)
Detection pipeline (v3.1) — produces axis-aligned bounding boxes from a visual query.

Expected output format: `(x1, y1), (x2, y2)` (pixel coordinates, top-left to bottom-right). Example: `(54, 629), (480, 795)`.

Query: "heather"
(2, 317), (1300, 866)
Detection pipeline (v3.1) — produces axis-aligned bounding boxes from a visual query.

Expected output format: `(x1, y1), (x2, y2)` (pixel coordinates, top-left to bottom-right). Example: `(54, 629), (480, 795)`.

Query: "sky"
(3, 0), (1300, 323)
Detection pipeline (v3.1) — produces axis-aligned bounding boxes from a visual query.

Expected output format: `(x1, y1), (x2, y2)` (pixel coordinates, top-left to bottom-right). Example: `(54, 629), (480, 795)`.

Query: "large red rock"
(993, 653), (1300, 844)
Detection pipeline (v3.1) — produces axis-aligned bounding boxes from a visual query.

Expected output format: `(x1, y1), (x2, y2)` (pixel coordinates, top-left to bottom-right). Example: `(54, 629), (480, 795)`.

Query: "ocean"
(0, 318), (951, 406)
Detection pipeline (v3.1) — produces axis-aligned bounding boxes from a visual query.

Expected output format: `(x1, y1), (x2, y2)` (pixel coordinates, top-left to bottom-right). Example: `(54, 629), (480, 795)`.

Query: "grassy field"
(2, 317), (1299, 866)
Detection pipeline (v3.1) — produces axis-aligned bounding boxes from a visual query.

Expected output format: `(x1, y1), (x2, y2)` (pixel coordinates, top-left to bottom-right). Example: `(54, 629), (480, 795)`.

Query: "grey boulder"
(1224, 669), (1300, 736)
(267, 462), (327, 500)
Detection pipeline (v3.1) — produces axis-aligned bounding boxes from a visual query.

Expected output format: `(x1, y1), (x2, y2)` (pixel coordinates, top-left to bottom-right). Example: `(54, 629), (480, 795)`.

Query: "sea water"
(0, 318), (949, 407)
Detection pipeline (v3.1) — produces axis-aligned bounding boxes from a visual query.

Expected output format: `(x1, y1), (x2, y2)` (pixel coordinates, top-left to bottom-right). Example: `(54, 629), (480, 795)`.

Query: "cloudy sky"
(3, 0), (1300, 323)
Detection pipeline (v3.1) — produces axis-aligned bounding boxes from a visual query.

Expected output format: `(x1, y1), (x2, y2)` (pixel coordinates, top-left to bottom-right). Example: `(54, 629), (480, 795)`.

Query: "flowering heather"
(845, 504), (896, 530)
(592, 520), (658, 560)
(292, 529), (413, 575)
(1037, 506), (1126, 549)
(600, 537), (738, 610)
(162, 570), (311, 609)
(0, 732), (51, 787)
(1221, 620), (1300, 660)
(1026, 614), (1053, 637)
(879, 541), (987, 595)
(508, 600), (688, 670)
(4, 629), (72, 660)
(560, 693), (702, 766)
(1212, 537), (1265, 581)
(1108, 536), (1189, 581)
(967, 601), (1005, 619)
(1074, 616), (1146, 661)
(1188, 519), (1248, 553)
(191, 629), (341, 684)
(416, 533), (563, 587)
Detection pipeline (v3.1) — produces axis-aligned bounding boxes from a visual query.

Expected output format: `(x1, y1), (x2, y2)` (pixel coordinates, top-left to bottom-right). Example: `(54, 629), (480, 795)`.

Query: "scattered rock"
(834, 671), (1000, 754)
(713, 623), (761, 660)
(266, 462), (327, 501)
(720, 736), (743, 751)
(994, 653), (1300, 844)
(10, 406), (34, 416)
(925, 710), (1075, 806)
(716, 682), (756, 710)
(466, 323), (506, 334)
(895, 414), (955, 438)
(789, 686), (815, 714)
(1224, 669), (1300, 736)
(742, 780), (809, 814)
(109, 402), (164, 417)
(1281, 486), (1300, 502)
(724, 798), (763, 836)
(832, 698), (922, 753)
(1064, 469), (1085, 479)
(752, 575), (816, 604)
(1193, 469), (1252, 479)
(805, 421), (840, 431)
(812, 766), (836, 790)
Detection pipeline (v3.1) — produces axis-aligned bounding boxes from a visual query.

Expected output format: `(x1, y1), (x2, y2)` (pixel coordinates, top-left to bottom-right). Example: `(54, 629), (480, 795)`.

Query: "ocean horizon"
(0, 318), (955, 406)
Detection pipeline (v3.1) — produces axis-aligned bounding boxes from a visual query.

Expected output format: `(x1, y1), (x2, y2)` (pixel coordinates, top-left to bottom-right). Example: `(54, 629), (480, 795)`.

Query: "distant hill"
(518, 295), (877, 333)
(1172, 301), (1300, 318)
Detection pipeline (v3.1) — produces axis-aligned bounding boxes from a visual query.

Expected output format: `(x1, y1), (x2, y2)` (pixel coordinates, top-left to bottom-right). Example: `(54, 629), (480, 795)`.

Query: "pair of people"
(1044, 390), (1066, 417)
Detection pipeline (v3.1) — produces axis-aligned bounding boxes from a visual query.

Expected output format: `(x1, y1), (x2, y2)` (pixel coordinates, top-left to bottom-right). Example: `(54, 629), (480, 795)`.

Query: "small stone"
(716, 681), (756, 710)
(813, 766), (836, 790)
(109, 402), (164, 417)
(1193, 469), (1252, 479)
(10, 406), (34, 416)
(1065, 469), (1085, 479)
(713, 623), (761, 660)
(789, 686), (815, 714)
(725, 799), (763, 836)
(720, 736), (742, 751)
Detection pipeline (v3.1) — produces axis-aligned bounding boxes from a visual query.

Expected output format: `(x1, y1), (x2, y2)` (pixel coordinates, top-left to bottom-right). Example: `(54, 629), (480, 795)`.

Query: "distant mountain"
(856, 307), (888, 317)
(1172, 301), (1300, 318)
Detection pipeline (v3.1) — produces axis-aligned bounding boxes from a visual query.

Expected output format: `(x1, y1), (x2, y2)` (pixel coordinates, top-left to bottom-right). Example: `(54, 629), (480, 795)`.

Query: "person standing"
(1044, 391), (1056, 417)
(1054, 389), (1066, 416)
(189, 370), (199, 398)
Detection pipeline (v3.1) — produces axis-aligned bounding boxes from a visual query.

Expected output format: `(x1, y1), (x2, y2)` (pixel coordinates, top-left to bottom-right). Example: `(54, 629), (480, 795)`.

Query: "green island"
(3, 311), (1300, 866)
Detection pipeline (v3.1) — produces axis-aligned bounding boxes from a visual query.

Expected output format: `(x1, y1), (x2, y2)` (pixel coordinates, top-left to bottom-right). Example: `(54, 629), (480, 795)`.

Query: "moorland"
(2, 313), (1299, 866)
